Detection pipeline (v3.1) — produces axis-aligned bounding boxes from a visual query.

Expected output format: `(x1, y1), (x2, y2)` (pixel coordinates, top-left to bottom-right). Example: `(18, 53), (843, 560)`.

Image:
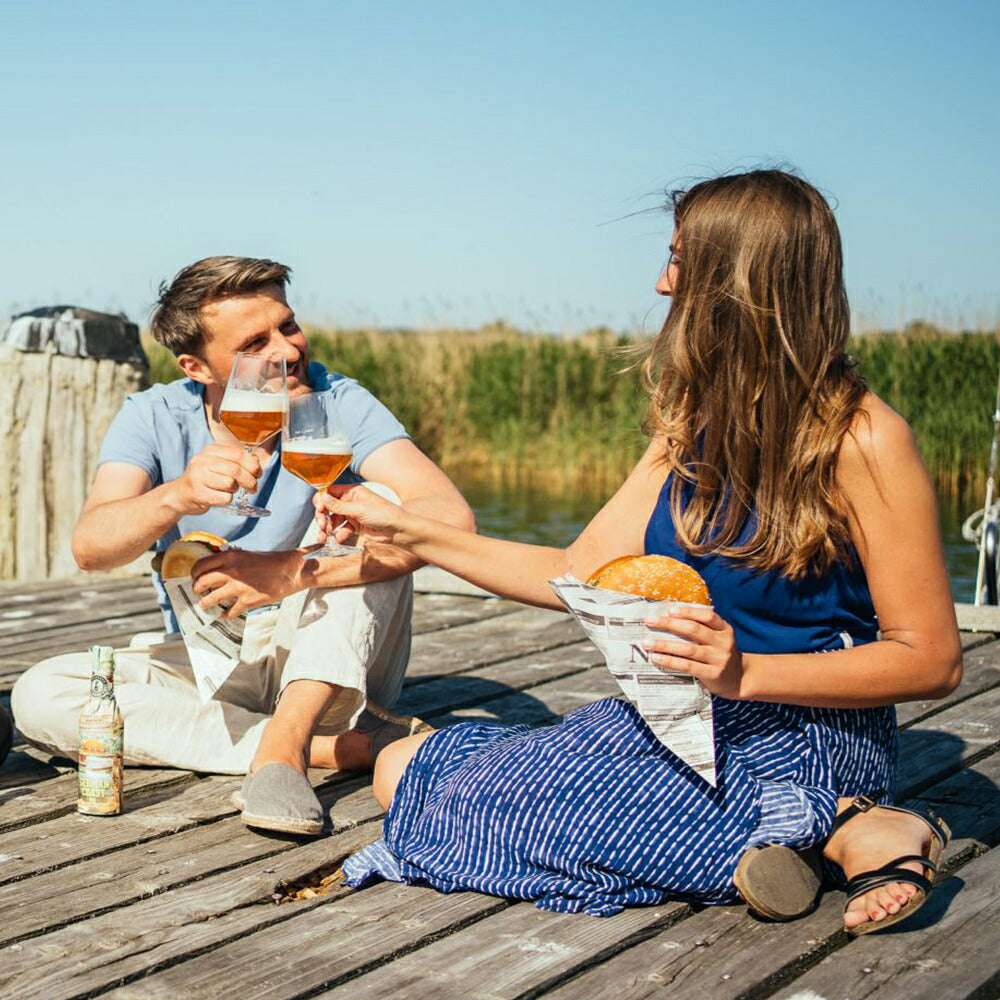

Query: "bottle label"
(89, 675), (114, 701)
(77, 751), (123, 814)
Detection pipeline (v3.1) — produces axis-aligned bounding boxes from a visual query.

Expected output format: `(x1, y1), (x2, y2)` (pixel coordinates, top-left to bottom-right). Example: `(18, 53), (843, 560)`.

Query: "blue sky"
(2, 0), (997, 334)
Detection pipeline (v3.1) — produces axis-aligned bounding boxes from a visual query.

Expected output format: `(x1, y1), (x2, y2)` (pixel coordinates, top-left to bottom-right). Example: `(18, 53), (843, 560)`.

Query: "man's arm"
(72, 447), (262, 571)
(193, 438), (476, 616)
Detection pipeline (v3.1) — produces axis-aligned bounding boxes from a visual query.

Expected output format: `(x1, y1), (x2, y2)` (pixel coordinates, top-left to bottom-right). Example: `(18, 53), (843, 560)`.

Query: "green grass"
(142, 321), (1000, 493)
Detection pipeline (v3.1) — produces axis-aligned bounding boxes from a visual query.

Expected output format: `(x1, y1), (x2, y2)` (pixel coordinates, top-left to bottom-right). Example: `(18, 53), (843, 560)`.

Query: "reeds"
(142, 322), (1000, 495)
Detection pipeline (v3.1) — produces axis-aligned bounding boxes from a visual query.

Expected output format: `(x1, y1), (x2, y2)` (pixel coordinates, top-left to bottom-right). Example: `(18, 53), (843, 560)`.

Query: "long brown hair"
(642, 169), (867, 578)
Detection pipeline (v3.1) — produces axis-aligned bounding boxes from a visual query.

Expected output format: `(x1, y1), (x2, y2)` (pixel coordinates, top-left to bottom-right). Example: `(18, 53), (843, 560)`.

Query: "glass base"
(218, 502), (271, 518)
(303, 542), (360, 559)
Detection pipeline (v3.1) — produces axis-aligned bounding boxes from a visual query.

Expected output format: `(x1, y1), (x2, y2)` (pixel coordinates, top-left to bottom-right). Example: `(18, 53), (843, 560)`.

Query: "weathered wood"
(438, 663), (621, 726)
(768, 846), (1000, 1000)
(1, 580), (1000, 1000)
(410, 591), (521, 634)
(898, 637), (1000, 727)
(541, 897), (839, 1000)
(897, 683), (1000, 797)
(0, 826), (382, 1000)
(0, 768), (196, 835)
(0, 779), (382, 947)
(0, 346), (146, 581)
(0, 775), (241, 884)
(98, 883), (507, 1000)
(313, 900), (681, 1000)
(406, 605), (583, 679)
(956, 602), (1000, 633)
(397, 640), (600, 719)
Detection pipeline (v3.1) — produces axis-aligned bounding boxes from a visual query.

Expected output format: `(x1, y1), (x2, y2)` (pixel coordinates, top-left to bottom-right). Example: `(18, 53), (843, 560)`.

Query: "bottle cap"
(89, 645), (115, 678)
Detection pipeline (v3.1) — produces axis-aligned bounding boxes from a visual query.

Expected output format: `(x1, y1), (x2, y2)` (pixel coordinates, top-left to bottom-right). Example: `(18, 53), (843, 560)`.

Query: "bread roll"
(587, 554), (710, 605)
(159, 531), (227, 579)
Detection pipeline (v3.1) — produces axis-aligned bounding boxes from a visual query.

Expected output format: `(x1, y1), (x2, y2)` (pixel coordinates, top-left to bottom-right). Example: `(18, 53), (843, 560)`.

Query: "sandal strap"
(851, 855), (938, 881)
(845, 864), (934, 903)
(829, 794), (950, 853)
(830, 790), (888, 835)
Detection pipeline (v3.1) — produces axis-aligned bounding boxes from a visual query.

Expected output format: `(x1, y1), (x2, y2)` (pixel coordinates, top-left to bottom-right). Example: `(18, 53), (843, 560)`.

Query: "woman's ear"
(176, 353), (214, 386)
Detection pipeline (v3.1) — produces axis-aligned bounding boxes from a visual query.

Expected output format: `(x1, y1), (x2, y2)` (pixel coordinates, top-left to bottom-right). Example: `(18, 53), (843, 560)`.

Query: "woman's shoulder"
(838, 392), (923, 490)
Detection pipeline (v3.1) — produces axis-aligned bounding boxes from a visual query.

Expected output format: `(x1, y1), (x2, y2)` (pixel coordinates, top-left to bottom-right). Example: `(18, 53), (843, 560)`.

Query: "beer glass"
(218, 353), (288, 517)
(281, 392), (358, 557)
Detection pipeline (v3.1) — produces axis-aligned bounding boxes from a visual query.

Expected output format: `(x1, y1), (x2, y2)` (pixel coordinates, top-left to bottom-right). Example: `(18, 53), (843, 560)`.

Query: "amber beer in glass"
(218, 353), (288, 518)
(281, 444), (353, 488)
(282, 392), (358, 557)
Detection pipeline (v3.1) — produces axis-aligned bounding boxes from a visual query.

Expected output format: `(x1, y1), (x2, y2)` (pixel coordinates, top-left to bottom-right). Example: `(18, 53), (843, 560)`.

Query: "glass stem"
(232, 444), (255, 507)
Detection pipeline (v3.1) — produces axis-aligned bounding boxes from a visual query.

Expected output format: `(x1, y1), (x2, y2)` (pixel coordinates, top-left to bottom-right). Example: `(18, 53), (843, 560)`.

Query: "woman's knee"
(372, 731), (431, 811)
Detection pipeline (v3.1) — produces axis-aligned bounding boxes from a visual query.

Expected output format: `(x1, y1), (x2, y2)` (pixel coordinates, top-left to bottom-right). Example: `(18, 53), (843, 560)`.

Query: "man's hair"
(150, 256), (292, 356)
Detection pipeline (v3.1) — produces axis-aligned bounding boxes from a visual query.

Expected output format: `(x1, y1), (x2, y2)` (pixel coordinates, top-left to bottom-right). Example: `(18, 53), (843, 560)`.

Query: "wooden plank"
(406, 605), (583, 679)
(311, 900), (681, 1000)
(898, 637), (1000, 727)
(397, 640), (600, 719)
(0, 826), (382, 1000)
(0, 588), (158, 638)
(0, 775), (242, 885)
(956, 601), (1000, 633)
(0, 575), (147, 606)
(0, 768), (196, 835)
(0, 779), (382, 947)
(768, 845), (1000, 1000)
(541, 896), (838, 1000)
(410, 591), (521, 634)
(434, 663), (622, 727)
(897, 683), (1000, 797)
(97, 883), (507, 1000)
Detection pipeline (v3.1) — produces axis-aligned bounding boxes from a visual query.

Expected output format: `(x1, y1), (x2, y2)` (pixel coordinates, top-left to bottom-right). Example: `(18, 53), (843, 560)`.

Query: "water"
(458, 473), (981, 604)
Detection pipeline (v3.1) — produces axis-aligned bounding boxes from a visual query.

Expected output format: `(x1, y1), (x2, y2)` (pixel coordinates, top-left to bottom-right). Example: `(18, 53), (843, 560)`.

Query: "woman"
(319, 169), (961, 932)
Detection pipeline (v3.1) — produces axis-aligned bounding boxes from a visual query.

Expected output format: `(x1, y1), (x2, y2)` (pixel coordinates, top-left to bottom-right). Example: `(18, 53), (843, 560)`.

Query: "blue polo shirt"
(98, 362), (409, 631)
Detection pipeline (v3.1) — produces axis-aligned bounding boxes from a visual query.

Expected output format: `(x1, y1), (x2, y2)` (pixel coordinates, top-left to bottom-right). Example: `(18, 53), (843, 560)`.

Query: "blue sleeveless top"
(645, 476), (896, 801)
(644, 479), (878, 654)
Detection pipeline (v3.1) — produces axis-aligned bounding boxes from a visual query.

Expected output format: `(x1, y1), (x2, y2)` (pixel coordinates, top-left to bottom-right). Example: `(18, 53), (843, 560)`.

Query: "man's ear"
(176, 353), (216, 386)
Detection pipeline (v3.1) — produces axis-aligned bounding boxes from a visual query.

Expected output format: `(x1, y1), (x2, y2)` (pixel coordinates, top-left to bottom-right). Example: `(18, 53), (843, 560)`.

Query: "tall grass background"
(143, 321), (1000, 496)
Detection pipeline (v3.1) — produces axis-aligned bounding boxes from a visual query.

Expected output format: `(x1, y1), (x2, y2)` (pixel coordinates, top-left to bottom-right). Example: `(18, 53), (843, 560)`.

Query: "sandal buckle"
(852, 794), (879, 812)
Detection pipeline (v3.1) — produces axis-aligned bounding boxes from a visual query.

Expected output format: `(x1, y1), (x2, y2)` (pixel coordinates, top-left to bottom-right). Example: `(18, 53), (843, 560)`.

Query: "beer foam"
(220, 389), (288, 413)
(283, 438), (352, 454)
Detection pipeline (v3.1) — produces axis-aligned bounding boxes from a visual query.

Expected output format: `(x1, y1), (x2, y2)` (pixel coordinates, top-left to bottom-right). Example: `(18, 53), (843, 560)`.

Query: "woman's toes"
(845, 895), (877, 928)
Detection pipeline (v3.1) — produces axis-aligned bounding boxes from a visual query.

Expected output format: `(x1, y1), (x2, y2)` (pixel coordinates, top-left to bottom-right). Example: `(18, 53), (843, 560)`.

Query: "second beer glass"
(281, 392), (358, 557)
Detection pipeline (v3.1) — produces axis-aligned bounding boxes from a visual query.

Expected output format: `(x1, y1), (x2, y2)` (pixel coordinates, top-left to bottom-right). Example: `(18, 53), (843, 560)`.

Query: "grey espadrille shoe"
(239, 762), (324, 836)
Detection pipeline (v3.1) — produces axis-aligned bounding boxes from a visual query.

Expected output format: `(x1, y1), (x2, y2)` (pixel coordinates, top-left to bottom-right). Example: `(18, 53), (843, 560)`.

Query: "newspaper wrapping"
(548, 575), (717, 786)
(162, 577), (245, 702)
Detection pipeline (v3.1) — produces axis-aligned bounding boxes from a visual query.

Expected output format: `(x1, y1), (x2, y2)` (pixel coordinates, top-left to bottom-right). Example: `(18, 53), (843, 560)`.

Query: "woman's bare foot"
(823, 803), (935, 932)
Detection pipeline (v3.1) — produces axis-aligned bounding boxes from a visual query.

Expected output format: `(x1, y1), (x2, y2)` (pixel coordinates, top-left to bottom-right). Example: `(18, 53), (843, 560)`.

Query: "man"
(11, 256), (475, 835)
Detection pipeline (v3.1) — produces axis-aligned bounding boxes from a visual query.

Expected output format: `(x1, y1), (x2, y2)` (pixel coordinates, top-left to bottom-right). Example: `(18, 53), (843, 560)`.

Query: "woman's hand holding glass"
(642, 606), (746, 699)
(314, 483), (408, 550)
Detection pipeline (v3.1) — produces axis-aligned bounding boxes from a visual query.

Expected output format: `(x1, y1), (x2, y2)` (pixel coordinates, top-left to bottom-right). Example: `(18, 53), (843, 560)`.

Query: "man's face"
(198, 284), (312, 396)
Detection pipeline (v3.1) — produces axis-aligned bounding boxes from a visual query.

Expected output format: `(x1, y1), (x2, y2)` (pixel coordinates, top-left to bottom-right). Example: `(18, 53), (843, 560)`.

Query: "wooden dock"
(2, 571), (1000, 1000)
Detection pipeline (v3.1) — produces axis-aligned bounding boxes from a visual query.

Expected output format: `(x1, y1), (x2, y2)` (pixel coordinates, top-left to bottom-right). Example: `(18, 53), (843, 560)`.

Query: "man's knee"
(11, 655), (87, 746)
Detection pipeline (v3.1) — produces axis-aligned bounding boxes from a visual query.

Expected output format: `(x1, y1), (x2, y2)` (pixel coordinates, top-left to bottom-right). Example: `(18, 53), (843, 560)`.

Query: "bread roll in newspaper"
(587, 554), (710, 605)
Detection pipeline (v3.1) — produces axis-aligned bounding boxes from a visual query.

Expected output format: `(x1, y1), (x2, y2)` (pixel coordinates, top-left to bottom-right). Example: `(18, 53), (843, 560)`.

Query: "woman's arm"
(644, 394), (963, 708)
(320, 438), (671, 610)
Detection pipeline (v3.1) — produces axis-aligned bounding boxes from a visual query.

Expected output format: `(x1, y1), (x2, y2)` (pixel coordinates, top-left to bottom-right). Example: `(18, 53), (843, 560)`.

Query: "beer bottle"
(77, 645), (124, 815)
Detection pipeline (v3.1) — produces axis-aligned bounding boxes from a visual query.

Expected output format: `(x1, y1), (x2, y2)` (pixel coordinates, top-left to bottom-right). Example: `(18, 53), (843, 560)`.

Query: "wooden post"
(0, 308), (148, 581)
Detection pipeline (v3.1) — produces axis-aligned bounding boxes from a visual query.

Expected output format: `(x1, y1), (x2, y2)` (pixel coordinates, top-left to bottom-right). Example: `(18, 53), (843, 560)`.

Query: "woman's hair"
(642, 168), (867, 578)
